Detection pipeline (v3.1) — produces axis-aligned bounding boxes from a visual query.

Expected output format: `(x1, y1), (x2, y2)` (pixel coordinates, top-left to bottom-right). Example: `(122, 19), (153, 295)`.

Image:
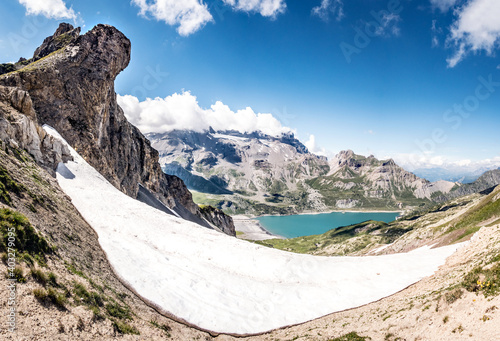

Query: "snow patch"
(44, 126), (464, 335)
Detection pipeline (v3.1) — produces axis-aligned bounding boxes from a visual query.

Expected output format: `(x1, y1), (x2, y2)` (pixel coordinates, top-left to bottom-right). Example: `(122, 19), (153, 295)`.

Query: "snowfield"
(45, 126), (464, 335)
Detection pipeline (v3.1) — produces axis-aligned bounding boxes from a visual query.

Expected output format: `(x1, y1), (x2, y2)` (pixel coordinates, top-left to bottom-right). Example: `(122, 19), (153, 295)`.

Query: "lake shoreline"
(254, 211), (402, 239)
(232, 215), (285, 240)
(253, 209), (402, 218)
(233, 210), (402, 240)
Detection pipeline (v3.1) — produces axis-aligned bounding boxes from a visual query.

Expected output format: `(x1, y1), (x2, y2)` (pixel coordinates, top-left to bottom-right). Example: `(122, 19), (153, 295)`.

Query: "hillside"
(147, 130), (455, 214)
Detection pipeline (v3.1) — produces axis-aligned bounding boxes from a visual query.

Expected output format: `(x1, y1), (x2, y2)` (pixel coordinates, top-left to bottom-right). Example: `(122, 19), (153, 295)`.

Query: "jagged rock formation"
(147, 131), (455, 214)
(0, 23), (234, 236)
(32, 23), (81, 61)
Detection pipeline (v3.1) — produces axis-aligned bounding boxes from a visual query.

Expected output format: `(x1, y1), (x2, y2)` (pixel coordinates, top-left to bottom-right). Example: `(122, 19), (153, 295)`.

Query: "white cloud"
(18, 0), (76, 20)
(429, 0), (459, 12)
(304, 135), (328, 156)
(132, 0), (213, 36)
(311, 0), (344, 22)
(431, 19), (443, 47)
(223, 0), (286, 18)
(393, 152), (500, 173)
(117, 92), (291, 136)
(375, 12), (401, 37)
(446, 0), (500, 67)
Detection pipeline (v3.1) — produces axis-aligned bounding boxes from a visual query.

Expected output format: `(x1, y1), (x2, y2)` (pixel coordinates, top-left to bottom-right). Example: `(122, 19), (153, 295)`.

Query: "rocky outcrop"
(32, 23), (81, 61)
(0, 24), (235, 235)
(0, 85), (72, 170)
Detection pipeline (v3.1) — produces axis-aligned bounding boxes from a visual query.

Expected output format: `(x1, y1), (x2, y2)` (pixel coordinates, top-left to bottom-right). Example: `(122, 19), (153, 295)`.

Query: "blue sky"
(1, 0), (499, 171)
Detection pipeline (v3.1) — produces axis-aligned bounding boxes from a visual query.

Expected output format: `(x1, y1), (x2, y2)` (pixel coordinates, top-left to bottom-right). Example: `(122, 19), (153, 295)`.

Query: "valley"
(0, 19), (499, 341)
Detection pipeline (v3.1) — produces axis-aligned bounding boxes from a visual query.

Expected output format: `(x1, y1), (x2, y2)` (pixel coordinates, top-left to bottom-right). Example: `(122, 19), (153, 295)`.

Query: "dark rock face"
(0, 24), (235, 236)
(32, 23), (81, 61)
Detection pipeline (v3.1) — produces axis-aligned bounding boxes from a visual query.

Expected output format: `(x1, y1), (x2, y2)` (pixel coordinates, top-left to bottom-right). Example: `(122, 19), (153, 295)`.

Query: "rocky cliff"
(0, 23), (234, 236)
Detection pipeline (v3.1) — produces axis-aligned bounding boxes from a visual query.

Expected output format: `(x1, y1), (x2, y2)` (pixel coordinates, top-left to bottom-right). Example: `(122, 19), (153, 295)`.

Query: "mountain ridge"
(146, 129), (457, 215)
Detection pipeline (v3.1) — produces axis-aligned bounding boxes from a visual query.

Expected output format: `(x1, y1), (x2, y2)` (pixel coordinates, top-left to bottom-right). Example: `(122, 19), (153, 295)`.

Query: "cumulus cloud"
(311, 0), (344, 22)
(304, 135), (328, 156)
(18, 0), (76, 20)
(223, 0), (286, 18)
(117, 92), (291, 136)
(446, 0), (500, 67)
(131, 0), (213, 36)
(429, 0), (459, 12)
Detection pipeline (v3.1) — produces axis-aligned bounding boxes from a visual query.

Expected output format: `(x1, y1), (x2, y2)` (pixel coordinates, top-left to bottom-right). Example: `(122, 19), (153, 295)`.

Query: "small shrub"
(48, 272), (58, 287)
(47, 288), (67, 309)
(329, 332), (371, 341)
(31, 268), (48, 285)
(150, 319), (171, 336)
(443, 316), (449, 324)
(112, 320), (139, 335)
(34, 287), (67, 309)
(445, 288), (463, 304)
(12, 266), (26, 283)
(33, 288), (47, 300)
(90, 306), (105, 321)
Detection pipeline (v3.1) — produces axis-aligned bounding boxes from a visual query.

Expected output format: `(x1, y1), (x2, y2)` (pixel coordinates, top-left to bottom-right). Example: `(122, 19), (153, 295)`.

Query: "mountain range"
(147, 129), (499, 215)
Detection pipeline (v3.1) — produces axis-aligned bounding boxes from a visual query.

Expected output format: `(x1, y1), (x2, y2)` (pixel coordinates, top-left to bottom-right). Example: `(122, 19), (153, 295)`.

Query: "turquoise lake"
(256, 212), (400, 239)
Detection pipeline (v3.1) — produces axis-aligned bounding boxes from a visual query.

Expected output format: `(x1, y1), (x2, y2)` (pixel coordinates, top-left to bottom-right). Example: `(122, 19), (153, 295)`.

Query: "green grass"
(447, 187), (500, 235)
(105, 301), (132, 320)
(150, 319), (171, 336)
(462, 264), (500, 297)
(11, 266), (26, 283)
(112, 320), (139, 335)
(31, 268), (48, 285)
(33, 287), (67, 309)
(329, 332), (371, 341)
(0, 166), (26, 205)
(73, 282), (104, 308)
(0, 208), (52, 260)
(255, 220), (398, 255)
